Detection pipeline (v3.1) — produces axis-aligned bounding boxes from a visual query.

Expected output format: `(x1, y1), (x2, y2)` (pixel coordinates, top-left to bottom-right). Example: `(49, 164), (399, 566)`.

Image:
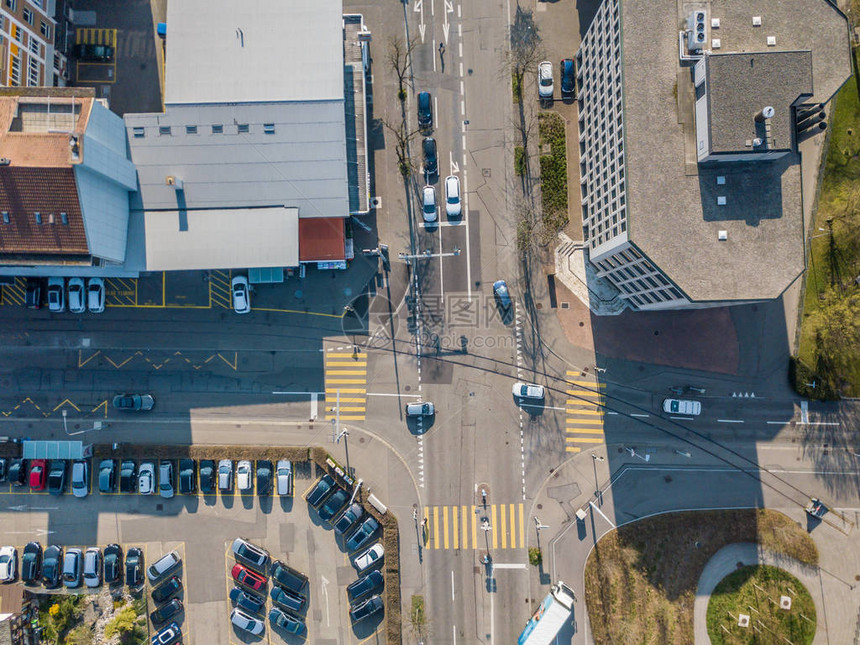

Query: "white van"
(662, 398), (701, 416)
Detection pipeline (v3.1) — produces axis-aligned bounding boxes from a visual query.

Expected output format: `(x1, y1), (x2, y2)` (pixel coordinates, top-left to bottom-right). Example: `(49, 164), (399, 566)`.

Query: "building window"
(212, 124), (223, 134)
(40, 21), (50, 39)
(34, 212), (42, 224)
(60, 212), (68, 225)
(263, 123), (275, 134)
(185, 125), (197, 134)
(159, 125), (171, 136)
(132, 127), (145, 138)
(5, 0), (17, 11)
(1, 212), (8, 224)
(237, 123), (250, 134)
(22, 7), (33, 24)
(13, 25), (21, 42)
(27, 57), (38, 85)
(29, 39), (39, 55)
(9, 54), (20, 86)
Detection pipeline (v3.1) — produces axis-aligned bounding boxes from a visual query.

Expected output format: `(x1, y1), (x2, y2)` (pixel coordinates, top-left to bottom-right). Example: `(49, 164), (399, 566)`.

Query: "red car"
(231, 563), (266, 591)
(29, 460), (47, 491)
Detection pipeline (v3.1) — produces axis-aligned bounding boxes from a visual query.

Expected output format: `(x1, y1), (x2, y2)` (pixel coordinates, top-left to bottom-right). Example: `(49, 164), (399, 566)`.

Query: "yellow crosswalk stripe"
(567, 436), (604, 443)
(567, 389), (604, 398)
(567, 428), (605, 435)
(567, 379), (606, 388)
(519, 504), (525, 550)
(328, 352), (367, 358)
(325, 370), (367, 375)
(500, 505), (507, 549)
(433, 507), (440, 550)
(452, 507), (459, 550)
(491, 505), (498, 549)
(325, 388), (365, 394)
(509, 503), (516, 549)
(326, 406), (365, 412)
(566, 446), (582, 453)
(443, 507), (450, 550)
(567, 407), (603, 414)
(565, 375), (606, 453)
(566, 418), (603, 426)
(423, 504), (526, 551)
(326, 361), (367, 367)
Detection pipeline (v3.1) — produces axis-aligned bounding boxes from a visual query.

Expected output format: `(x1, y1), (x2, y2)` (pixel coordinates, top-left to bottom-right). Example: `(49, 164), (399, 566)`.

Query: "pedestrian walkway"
(325, 351), (367, 421)
(565, 372), (605, 453)
(423, 503), (525, 551)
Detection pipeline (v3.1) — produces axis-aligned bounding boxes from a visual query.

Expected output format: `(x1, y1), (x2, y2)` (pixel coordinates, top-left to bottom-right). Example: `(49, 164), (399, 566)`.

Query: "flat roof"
(618, 0), (850, 302)
(299, 217), (345, 261)
(143, 207), (298, 270)
(164, 0), (344, 105)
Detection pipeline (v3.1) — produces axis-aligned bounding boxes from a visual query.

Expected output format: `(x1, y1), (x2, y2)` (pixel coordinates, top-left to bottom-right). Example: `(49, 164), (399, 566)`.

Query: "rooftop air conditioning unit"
(686, 10), (708, 51)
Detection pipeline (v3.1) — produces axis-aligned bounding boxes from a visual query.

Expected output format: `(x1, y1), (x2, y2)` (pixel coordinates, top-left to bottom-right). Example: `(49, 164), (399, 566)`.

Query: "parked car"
(120, 460), (137, 493)
(422, 185), (437, 223)
(25, 278), (41, 309)
(7, 458), (27, 486)
(444, 175), (462, 217)
(21, 542), (42, 583)
(42, 545), (63, 588)
(306, 474), (335, 508)
(269, 560), (307, 594)
(560, 58), (576, 99)
(62, 548), (83, 588)
(236, 460), (252, 492)
(83, 547), (101, 588)
(159, 461), (174, 499)
(47, 277), (65, 312)
(423, 137), (438, 175)
(538, 60), (554, 100)
(493, 279), (512, 311)
(71, 460), (89, 498)
(99, 459), (116, 493)
(150, 599), (183, 626)
(103, 544), (122, 584)
(179, 459), (196, 494)
(405, 401), (434, 417)
(112, 394), (155, 411)
(138, 462), (155, 495)
(662, 398), (702, 416)
(232, 538), (269, 570)
(354, 543), (384, 573)
(232, 563), (266, 591)
(29, 459), (47, 491)
(87, 277), (105, 313)
(270, 585), (305, 612)
(268, 606), (304, 634)
(147, 551), (181, 583)
(125, 547), (143, 588)
(218, 459), (233, 492)
(68, 278), (85, 313)
(0, 458), (5, 482)
(0, 546), (17, 582)
(232, 276), (251, 314)
(256, 460), (272, 496)
(318, 487), (349, 522)
(229, 587), (266, 615)
(48, 460), (66, 495)
(512, 382), (545, 400)
(230, 608), (264, 635)
(151, 622), (181, 645)
(347, 569), (383, 602)
(417, 91), (433, 129)
(73, 42), (114, 62)
(200, 459), (216, 494)
(334, 502), (364, 536)
(276, 459), (293, 496)
(151, 575), (182, 603)
(350, 594), (383, 621)
(346, 517), (380, 552)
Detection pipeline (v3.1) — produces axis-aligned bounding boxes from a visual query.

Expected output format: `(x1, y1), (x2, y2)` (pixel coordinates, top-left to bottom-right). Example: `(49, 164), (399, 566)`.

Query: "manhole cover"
(537, 503), (543, 510)
(561, 302), (569, 309)
(482, 168), (491, 177)
(405, 385), (411, 392)
(156, 504), (163, 511)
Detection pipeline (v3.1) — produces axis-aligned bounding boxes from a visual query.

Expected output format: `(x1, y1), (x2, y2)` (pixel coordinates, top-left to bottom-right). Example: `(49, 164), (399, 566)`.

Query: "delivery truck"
(518, 581), (576, 645)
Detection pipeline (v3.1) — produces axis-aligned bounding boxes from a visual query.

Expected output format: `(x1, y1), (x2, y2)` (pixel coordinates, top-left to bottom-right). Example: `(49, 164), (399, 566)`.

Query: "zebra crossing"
(423, 503), (526, 551)
(325, 351), (367, 421)
(565, 372), (605, 453)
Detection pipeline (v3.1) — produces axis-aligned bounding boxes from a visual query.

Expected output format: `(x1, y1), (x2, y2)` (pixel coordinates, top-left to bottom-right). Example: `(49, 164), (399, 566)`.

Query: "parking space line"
(566, 446), (582, 453)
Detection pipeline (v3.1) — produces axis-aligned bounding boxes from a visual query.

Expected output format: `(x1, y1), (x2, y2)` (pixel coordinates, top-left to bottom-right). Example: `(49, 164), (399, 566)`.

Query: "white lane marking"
(717, 419), (744, 423)
(461, 100), (465, 116)
(459, 61), (464, 76)
(431, 0), (435, 16)
(438, 220), (444, 303)
(800, 400), (809, 424)
(365, 392), (423, 398)
(415, 0), (426, 43)
(458, 4), (461, 18)
(669, 416), (695, 420)
(443, 0), (452, 42)
(451, 569), (455, 600)
(459, 41), (463, 58)
(492, 563), (528, 569)
(434, 95), (439, 124)
(460, 80), (465, 94)
(272, 390), (324, 395)
(321, 574), (330, 626)
(802, 422), (841, 426)
(420, 220), (464, 228)
(463, 170), (471, 300)
(589, 500), (617, 528)
(630, 413), (649, 418)
(453, 624), (458, 644)
(606, 411), (619, 415)
(310, 393), (318, 420)
(766, 420), (792, 425)
(515, 304), (526, 500)
(519, 403), (566, 411)
(450, 150), (459, 174)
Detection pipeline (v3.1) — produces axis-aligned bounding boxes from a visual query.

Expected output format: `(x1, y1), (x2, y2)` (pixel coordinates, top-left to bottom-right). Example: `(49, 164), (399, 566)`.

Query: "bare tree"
(386, 35), (419, 102)
(380, 116), (423, 177)
(507, 6), (543, 104)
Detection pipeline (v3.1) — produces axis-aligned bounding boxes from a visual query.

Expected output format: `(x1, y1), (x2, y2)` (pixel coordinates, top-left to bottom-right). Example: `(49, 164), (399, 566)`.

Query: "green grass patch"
(514, 146), (526, 176)
(512, 72), (522, 103)
(538, 112), (569, 235)
(707, 565), (815, 645)
(39, 595), (86, 645)
(795, 74), (860, 398)
(528, 546), (542, 566)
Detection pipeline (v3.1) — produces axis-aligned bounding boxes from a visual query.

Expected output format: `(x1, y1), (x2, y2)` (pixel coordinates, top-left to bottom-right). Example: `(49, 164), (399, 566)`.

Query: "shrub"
(514, 146), (526, 176)
(529, 547), (542, 566)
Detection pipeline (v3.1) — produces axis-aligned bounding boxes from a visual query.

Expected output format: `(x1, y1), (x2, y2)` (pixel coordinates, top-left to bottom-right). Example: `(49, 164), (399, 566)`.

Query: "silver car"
(71, 460), (88, 498)
(218, 459), (233, 492)
(83, 547), (101, 588)
(405, 401), (434, 417)
(276, 459), (293, 496)
(159, 462), (174, 499)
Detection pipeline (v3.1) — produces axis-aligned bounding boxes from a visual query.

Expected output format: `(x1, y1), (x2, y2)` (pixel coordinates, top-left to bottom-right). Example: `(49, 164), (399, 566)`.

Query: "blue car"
(346, 517), (379, 552)
(306, 474), (335, 508)
(492, 280), (512, 311)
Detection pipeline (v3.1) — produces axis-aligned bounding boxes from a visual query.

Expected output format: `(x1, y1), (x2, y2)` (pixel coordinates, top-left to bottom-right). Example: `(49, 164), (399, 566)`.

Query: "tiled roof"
(0, 167), (89, 255)
(299, 217), (345, 261)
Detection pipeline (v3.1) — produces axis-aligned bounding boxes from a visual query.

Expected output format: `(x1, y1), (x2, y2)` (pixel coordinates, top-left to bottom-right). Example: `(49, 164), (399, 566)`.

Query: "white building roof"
(164, 0), (345, 105)
(143, 207), (299, 270)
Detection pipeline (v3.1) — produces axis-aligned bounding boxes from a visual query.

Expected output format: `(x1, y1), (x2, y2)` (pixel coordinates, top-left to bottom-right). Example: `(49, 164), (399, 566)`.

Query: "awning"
(299, 217), (346, 262)
(23, 440), (84, 460)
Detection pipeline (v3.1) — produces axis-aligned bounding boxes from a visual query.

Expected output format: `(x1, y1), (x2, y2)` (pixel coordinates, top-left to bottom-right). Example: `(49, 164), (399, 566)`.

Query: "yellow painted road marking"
(566, 379), (606, 387)
(567, 407), (603, 414)
(491, 504), (498, 550)
(326, 406), (365, 412)
(326, 370), (367, 376)
(325, 361), (368, 367)
(566, 418), (603, 425)
(519, 504), (525, 551)
(443, 506), (449, 550)
(452, 506), (459, 550)
(567, 428), (605, 435)
(566, 446), (582, 453)
(433, 506), (440, 550)
(325, 388), (366, 394)
(471, 506), (477, 549)
(567, 390), (604, 398)
(328, 352), (367, 358)
(500, 504), (507, 549)
(567, 436), (604, 443)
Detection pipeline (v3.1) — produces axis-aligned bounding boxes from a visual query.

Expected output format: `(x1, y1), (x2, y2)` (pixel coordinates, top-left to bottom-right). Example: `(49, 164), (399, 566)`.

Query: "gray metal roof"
(23, 440), (84, 460)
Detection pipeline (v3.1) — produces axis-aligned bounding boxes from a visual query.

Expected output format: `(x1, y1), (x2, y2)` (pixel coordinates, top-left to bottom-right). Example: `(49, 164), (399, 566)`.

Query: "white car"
(444, 175), (462, 217)
(87, 277), (105, 313)
(422, 185), (437, 223)
(232, 276), (250, 314)
(83, 547), (101, 588)
(230, 608), (264, 635)
(276, 459), (293, 496)
(662, 398), (702, 416)
(47, 277), (65, 312)
(138, 462), (155, 495)
(218, 459), (233, 492)
(236, 460), (252, 491)
(68, 278), (85, 313)
(538, 60), (554, 100)
(353, 543), (384, 573)
(159, 462), (174, 499)
(512, 382), (545, 400)
(405, 401), (434, 417)
(71, 460), (88, 498)
(0, 546), (16, 582)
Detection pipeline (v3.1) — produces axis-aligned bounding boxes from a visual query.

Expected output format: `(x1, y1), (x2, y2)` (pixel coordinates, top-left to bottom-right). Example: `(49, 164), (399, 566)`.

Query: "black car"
(48, 460), (66, 495)
(256, 460), (272, 496)
(306, 474), (335, 508)
(0, 458), (6, 482)
(230, 587), (266, 615)
(268, 606), (305, 634)
(150, 599), (183, 625)
(152, 576), (183, 603)
(73, 43), (114, 62)
(120, 460), (137, 493)
(269, 560), (307, 594)
(179, 459), (196, 494)
(347, 570), (383, 602)
(423, 137), (438, 176)
(199, 459), (216, 494)
(126, 547), (143, 588)
(334, 502), (364, 536)
(560, 58), (576, 100)
(346, 517), (379, 552)
(99, 459), (116, 493)
(21, 542), (42, 583)
(318, 488), (349, 522)
(270, 585), (306, 612)
(103, 544), (122, 584)
(25, 278), (41, 309)
(41, 545), (62, 588)
(417, 91), (433, 129)
(350, 595), (383, 621)
(7, 459), (27, 487)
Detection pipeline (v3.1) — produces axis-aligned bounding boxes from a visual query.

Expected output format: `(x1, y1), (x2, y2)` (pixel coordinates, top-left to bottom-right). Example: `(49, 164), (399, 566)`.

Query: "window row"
(134, 123), (278, 138)
(2, 211), (69, 225)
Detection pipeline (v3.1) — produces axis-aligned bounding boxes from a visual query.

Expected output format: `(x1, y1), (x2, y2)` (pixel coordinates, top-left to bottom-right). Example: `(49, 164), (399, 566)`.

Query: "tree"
(386, 36), (419, 101)
(380, 116), (423, 177)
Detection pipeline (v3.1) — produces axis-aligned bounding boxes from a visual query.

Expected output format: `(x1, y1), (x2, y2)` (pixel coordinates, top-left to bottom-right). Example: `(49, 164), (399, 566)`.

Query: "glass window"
(212, 124), (223, 134)
(159, 126), (171, 136)
(22, 7), (33, 24)
(185, 125), (197, 134)
(263, 123), (275, 134)
(132, 127), (145, 138)
(237, 123), (250, 134)
(41, 21), (51, 38)
(60, 212), (68, 225)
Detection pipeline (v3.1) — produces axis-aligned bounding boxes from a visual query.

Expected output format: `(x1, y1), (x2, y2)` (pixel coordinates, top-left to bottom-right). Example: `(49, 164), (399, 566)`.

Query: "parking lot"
(0, 454), (386, 644)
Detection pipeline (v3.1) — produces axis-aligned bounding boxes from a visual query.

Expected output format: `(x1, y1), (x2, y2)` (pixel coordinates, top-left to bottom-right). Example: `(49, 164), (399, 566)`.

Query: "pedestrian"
(439, 41), (445, 56)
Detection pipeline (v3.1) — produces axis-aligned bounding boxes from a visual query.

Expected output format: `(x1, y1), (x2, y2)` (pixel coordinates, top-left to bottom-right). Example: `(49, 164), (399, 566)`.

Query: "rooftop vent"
(767, 36), (776, 46)
(717, 196), (727, 205)
(752, 138), (764, 147)
(711, 18), (720, 28)
(718, 230), (728, 241)
(166, 176), (184, 191)
(717, 176), (726, 185)
(711, 38), (721, 49)
(0, 158), (10, 166)
(755, 106), (775, 122)
(752, 16), (762, 26)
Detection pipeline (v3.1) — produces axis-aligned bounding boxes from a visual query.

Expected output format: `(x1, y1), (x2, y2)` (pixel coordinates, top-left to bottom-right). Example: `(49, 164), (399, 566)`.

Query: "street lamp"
(336, 429), (351, 478)
(591, 454), (604, 496)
